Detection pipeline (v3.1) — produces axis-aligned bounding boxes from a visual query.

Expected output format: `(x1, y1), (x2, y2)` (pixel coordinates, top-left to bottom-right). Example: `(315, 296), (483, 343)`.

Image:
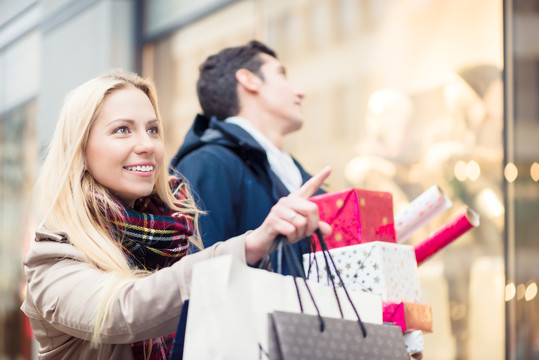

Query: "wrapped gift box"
(303, 241), (422, 303)
(404, 330), (424, 355)
(383, 301), (433, 333)
(309, 188), (396, 251)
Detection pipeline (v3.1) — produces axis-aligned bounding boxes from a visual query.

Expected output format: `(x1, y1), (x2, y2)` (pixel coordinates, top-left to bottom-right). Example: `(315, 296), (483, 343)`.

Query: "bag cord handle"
(313, 229), (367, 338)
(278, 236), (326, 332)
(258, 233), (367, 337)
(257, 235), (281, 271)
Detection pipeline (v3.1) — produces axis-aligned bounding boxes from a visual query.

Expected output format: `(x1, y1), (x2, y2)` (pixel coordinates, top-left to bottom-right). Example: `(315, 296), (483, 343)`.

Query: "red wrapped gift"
(310, 188), (396, 251)
(383, 301), (433, 333)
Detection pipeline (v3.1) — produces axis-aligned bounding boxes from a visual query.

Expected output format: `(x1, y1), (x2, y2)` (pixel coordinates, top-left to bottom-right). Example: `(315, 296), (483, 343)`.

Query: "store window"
(0, 100), (37, 359)
(143, 0), (238, 39)
(505, 1), (539, 358)
(0, 27), (40, 360)
(144, 0), (505, 358)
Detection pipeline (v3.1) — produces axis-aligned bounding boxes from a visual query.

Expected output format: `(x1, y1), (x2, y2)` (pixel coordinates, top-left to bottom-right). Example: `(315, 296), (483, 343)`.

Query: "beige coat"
(21, 229), (247, 359)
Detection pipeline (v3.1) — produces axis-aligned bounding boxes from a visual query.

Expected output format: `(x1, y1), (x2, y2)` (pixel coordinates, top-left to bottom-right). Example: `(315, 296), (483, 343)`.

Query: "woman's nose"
(134, 132), (155, 153)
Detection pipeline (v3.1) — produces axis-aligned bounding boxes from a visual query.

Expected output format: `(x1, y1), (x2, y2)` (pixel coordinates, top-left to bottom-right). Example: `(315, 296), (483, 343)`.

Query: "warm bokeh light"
(531, 162), (539, 182)
(517, 283), (526, 300)
(505, 282), (516, 301)
(525, 282), (538, 301)
(504, 162), (518, 183)
(476, 188), (504, 217)
(467, 160), (481, 181)
(454, 160), (468, 181)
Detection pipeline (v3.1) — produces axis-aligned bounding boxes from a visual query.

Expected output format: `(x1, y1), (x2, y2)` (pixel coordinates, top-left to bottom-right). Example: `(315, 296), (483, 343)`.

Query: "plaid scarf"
(107, 180), (193, 360)
(110, 188), (193, 271)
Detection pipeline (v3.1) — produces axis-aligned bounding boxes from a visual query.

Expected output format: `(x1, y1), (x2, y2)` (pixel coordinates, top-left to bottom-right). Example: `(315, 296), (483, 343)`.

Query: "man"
(170, 40), (324, 271)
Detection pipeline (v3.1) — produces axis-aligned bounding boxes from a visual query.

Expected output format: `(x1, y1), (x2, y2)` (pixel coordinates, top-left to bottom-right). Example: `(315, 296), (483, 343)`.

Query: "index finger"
(294, 166), (331, 199)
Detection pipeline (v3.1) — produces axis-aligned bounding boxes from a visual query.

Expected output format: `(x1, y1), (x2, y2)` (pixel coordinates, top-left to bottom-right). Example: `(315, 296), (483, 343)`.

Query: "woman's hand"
(244, 166), (332, 264)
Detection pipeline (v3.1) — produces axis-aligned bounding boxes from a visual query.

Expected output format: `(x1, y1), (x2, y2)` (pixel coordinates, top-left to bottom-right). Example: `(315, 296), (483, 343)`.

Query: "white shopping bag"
(182, 255), (382, 360)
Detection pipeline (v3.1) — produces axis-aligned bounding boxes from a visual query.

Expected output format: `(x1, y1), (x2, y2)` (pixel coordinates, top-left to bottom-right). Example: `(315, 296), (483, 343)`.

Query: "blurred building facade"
(0, 0), (537, 359)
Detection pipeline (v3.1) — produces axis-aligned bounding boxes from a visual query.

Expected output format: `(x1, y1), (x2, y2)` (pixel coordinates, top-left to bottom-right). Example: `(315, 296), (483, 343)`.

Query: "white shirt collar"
(225, 116), (303, 192)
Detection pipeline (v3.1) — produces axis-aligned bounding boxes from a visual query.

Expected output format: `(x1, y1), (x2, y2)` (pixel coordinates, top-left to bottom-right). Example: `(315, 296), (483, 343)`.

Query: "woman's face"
(85, 85), (164, 207)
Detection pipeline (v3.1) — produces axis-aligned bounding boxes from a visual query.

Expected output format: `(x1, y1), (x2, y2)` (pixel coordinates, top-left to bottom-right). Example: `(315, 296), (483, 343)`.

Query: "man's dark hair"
(196, 40), (277, 120)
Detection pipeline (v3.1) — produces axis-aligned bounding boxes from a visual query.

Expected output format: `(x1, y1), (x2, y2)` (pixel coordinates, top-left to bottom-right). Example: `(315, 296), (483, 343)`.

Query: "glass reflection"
(505, 162), (518, 183)
(146, 0), (505, 358)
(525, 283), (537, 302)
(506, 282), (516, 301)
(530, 162), (539, 182)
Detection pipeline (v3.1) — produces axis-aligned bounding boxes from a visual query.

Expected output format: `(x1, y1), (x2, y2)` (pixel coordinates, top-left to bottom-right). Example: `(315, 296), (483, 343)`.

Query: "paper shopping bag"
(267, 311), (409, 360)
(182, 255), (382, 360)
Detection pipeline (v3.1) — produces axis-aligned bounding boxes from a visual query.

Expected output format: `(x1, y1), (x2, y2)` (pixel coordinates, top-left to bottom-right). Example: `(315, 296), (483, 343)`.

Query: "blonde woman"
(21, 70), (331, 359)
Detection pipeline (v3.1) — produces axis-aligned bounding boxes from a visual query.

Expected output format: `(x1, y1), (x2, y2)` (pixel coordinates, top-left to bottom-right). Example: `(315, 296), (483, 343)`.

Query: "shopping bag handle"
(277, 236), (326, 331)
(310, 230), (368, 337)
(275, 233), (367, 338)
(257, 235), (306, 277)
(256, 235), (325, 330)
(257, 235), (280, 272)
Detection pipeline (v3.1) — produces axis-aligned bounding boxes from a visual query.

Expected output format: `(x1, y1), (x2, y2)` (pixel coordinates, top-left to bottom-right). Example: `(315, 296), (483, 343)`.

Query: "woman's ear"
(235, 69), (261, 93)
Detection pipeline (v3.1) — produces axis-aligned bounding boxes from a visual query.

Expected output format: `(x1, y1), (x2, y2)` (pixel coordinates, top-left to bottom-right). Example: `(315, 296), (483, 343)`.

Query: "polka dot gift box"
(303, 241), (422, 303)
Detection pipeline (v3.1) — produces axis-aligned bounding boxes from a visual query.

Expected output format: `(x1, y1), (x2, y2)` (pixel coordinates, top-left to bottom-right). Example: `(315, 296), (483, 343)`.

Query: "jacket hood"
(170, 114), (265, 170)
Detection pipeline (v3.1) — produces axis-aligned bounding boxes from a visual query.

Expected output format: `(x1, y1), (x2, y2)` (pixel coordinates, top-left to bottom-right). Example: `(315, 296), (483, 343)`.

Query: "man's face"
(256, 53), (306, 135)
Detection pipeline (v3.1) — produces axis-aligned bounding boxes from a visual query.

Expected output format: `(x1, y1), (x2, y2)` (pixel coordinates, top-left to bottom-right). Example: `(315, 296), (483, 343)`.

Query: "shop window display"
(344, 65), (504, 358)
(145, 0), (505, 357)
(0, 101), (37, 359)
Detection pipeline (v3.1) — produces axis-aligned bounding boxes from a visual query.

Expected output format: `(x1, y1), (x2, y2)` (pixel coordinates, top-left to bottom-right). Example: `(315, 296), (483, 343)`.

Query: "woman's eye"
(114, 126), (129, 134)
(148, 126), (159, 135)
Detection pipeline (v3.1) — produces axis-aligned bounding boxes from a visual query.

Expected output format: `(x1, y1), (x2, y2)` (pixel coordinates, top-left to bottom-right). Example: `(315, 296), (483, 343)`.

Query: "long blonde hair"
(33, 70), (202, 345)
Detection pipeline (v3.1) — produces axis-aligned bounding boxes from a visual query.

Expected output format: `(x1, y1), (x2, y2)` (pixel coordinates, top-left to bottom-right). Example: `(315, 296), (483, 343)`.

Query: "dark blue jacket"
(170, 114), (324, 275)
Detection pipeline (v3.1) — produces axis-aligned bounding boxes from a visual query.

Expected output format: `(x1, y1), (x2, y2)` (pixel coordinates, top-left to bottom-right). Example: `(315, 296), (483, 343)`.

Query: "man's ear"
(235, 69), (261, 93)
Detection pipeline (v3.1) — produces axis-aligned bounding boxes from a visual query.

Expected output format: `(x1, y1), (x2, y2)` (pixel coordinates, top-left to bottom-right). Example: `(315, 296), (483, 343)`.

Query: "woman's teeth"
(124, 165), (154, 172)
